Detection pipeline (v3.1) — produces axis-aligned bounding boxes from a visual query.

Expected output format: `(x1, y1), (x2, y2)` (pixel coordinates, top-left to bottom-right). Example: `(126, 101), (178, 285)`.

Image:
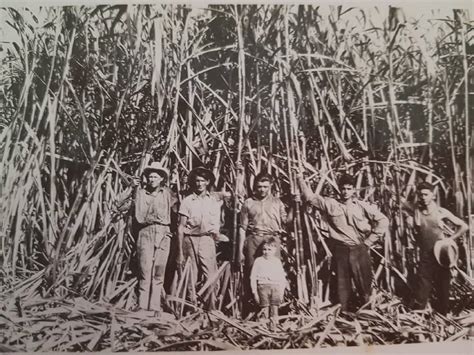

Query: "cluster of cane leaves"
(0, 3), (472, 330)
(0, 290), (471, 351)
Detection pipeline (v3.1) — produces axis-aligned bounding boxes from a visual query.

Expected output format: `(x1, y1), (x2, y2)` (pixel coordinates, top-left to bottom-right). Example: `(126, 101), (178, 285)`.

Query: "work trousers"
(414, 251), (451, 315)
(333, 243), (372, 312)
(137, 224), (171, 311)
(183, 234), (217, 309)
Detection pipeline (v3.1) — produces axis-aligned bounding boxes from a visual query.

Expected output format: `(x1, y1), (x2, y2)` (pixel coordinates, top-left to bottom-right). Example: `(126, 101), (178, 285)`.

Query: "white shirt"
(250, 255), (286, 294)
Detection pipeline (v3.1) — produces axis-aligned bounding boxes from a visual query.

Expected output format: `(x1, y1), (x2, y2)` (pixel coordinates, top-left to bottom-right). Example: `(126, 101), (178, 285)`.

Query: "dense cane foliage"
(0, 4), (472, 349)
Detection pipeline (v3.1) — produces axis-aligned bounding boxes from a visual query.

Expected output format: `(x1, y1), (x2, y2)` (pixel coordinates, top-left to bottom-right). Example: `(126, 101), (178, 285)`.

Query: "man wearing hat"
(408, 181), (467, 315)
(119, 162), (177, 314)
(295, 171), (389, 313)
(177, 166), (231, 310)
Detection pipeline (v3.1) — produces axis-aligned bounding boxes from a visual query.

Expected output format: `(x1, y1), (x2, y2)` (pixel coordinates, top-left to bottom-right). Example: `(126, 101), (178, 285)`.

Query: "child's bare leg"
(270, 305), (278, 318)
(269, 305), (278, 329)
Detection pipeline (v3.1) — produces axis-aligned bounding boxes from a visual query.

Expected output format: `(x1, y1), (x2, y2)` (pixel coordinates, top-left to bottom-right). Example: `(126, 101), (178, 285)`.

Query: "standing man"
(407, 182), (467, 315)
(296, 171), (389, 312)
(118, 162), (177, 314)
(239, 172), (291, 316)
(177, 166), (230, 310)
(239, 173), (289, 273)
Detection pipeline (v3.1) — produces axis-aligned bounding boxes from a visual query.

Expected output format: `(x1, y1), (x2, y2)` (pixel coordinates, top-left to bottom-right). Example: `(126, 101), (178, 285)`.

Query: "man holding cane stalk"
(294, 167), (389, 313)
(176, 166), (232, 310)
(118, 162), (177, 315)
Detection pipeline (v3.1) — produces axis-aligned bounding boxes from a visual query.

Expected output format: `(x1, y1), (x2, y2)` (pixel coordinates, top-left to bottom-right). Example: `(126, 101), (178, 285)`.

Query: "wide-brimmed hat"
(143, 162), (169, 179)
(433, 238), (459, 268)
(188, 166), (215, 185)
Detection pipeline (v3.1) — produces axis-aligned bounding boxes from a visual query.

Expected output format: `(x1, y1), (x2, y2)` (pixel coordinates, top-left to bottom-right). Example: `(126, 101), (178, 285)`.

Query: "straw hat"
(433, 238), (459, 268)
(143, 162), (169, 179)
(188, 166), (215, 185)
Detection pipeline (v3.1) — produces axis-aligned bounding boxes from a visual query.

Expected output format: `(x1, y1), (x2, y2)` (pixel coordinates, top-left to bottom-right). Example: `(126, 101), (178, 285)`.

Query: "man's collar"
(145, 186), (165, 195)
(253, 193), (272, 201)
(191, 190), (211, 199)
(339, 197), (356, 205)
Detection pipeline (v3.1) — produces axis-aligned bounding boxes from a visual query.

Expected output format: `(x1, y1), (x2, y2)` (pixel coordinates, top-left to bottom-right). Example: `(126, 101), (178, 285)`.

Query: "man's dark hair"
(338, 173), (355, 188)
(254, 172), (273, 186)
(417, 181), (435, 191)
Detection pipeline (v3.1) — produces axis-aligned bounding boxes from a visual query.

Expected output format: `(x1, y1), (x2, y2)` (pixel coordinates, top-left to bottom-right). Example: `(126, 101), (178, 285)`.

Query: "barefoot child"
(250, 238), (287, 329)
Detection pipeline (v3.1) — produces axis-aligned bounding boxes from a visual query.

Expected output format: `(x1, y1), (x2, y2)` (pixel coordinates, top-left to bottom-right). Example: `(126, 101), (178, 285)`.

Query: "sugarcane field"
(1, 1), (474, 353)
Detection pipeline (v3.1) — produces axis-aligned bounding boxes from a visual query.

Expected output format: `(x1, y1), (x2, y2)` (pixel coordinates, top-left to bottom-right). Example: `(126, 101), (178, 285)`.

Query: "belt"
(145, 222), (170, 227)
(185, 233), (212, 237)
(333, 241), (365, 249)
(247, 231), (282, 237)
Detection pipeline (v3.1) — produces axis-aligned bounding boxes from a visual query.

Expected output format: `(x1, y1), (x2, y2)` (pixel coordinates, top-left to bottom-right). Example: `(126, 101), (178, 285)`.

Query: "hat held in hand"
(433, 238), (459, 268)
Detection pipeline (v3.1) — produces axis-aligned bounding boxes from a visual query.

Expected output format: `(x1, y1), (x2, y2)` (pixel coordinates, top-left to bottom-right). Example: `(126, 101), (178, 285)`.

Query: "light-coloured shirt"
(179, 191), (227, 235)
(250, 255), (287, 293)
(306, 194), (388, 246)
(135, 187), (177, 225)
(240, 195), (287, 234)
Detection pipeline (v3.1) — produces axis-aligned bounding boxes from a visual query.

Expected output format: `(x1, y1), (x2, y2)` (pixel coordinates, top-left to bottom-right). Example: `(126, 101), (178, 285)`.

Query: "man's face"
(418, 189), (434, 207)
(262, 244), (276, 259)
(147, 172), (163, 189)
(340, 184), (355, 202)
(194, 175), (210, 193)
(255, 180), (271, 199)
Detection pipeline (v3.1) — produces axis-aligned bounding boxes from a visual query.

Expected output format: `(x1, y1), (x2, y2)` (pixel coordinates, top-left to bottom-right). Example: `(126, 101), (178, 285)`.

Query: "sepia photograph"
(0, 0), (472, 353)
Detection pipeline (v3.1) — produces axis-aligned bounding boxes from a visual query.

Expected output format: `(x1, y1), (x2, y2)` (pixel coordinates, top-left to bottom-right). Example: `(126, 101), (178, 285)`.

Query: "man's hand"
(292, 193), (302, 204)
(238, 250), (245, 264)
(235, 160), (244, 173)
(176, 252), (185, 268)
(291, 166), (304, 177)
(131, 176), (141, 188)
(253, 293), (260, 304)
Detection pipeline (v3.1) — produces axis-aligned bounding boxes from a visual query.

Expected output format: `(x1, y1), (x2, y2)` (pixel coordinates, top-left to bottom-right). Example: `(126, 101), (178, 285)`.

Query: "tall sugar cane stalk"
(284, 8), (308, 304)
(458, 9), (472, 277)
(233, 5), (245, 279)
(387, 17), (406, 276)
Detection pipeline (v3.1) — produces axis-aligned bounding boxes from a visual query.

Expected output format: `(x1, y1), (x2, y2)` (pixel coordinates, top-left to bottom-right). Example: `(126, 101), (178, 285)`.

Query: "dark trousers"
(414, 251), (451, 315)
(333, 243), (372, 312)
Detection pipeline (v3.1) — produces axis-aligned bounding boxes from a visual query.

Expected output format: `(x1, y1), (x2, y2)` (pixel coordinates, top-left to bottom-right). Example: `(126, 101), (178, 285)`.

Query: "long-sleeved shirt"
(250, 255), (287, 294)
(116, 185), (177, 226)
(179, 191), (228, 235)
(298, 176), (388, 246)
(135, 187), (177, 226)
(240, 195), (287, 235)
